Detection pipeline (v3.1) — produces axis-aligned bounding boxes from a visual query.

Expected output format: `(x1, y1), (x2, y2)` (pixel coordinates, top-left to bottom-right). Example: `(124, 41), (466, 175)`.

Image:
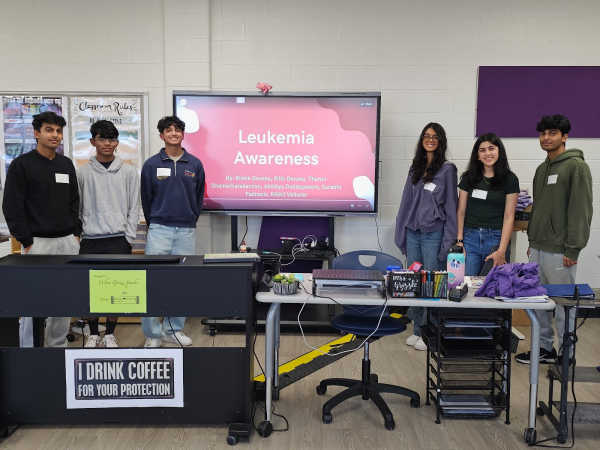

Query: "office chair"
(316, 250), (420, 430)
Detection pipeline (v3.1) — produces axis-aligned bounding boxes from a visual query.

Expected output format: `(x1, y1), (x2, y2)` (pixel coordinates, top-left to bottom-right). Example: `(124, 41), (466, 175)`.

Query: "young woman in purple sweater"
(394, 123), (458, 351)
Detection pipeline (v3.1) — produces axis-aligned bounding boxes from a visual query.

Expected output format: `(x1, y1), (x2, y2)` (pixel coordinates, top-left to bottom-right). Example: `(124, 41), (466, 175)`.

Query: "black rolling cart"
(536, 295), (600, 444)
(422, 307), (518, 424)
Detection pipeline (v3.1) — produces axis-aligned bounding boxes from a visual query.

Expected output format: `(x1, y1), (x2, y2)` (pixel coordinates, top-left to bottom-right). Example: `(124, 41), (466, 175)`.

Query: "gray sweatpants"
(530, 248), (577, 356)
(20, 235), (80, 347)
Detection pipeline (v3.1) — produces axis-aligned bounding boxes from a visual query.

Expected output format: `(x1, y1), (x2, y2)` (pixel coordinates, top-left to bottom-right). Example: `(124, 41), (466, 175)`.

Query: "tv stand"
(229, 216), (337, 255)
(201, 216), (342, 333)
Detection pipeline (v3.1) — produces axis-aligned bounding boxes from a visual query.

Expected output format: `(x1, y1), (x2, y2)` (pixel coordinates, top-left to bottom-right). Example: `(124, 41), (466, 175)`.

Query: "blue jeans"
(405, 228), (444, 337)
(142, 224), (196, 338)
(463, 227), (510, 277)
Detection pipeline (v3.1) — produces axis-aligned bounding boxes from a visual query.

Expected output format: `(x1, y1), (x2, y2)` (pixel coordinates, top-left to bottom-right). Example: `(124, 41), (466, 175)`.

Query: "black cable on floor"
(167, 317), (184, 347)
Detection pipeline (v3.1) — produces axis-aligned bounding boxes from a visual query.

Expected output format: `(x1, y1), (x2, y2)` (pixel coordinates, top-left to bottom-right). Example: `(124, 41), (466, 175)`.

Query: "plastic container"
(273, 281), (298, 295)
(447, 243), (465, 290)
(386, 265), (402, 283)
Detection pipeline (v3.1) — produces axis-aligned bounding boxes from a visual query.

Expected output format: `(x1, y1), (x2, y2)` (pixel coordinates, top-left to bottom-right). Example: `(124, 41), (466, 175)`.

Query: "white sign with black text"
(65, 348), (184, 409)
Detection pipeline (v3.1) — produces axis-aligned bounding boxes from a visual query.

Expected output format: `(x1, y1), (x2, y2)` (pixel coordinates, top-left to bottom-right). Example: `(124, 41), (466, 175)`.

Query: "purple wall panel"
(476, 66), (600, 138)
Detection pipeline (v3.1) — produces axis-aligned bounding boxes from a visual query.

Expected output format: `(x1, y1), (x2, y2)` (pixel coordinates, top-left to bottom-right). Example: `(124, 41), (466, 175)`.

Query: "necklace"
(484, 176), (490, 185)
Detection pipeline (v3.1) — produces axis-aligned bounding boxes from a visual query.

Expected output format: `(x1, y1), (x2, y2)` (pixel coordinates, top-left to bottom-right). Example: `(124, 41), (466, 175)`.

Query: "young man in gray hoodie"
(77, 120), (140, 347)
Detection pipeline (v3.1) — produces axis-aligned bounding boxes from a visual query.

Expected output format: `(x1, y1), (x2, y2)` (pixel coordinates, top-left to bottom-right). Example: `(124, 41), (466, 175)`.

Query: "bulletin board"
(0, 91), (149, 225)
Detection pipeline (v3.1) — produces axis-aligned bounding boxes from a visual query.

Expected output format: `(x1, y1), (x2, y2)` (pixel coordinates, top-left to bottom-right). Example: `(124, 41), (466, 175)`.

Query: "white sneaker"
(144, 337), (162, 348)
(162, 331), (192, 346)
(414, 337), (427, 351)
(103, 334), (119, 348)
(85, 335), (101, 348)
(406, 334), (420, 346)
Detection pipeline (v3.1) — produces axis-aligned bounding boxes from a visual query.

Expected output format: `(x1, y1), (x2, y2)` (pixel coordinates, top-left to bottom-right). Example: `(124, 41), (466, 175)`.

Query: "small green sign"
(89, 270), (147, 313)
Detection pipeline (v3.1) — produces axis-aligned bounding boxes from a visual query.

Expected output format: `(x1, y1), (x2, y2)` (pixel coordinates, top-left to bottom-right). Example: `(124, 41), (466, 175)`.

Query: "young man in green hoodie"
(516, 115), (593, 365)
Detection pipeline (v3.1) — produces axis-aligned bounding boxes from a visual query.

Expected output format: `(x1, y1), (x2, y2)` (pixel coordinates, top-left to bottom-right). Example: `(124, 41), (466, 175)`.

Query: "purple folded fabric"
(474, 262), (548, 298)
(516, 189), (532, 212)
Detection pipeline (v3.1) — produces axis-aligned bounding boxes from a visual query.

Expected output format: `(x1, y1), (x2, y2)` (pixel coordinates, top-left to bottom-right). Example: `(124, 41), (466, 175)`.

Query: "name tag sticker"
(423, 182), (436, 192)
(472, 189), (488, 200)
(157, 168), (171, 177)
(548, 174), (558, 185)
(55, 173), (69, 183)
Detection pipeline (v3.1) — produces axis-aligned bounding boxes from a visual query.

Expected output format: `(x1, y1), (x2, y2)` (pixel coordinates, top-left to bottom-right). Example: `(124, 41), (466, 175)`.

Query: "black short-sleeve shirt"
(458, 172), (520, 230)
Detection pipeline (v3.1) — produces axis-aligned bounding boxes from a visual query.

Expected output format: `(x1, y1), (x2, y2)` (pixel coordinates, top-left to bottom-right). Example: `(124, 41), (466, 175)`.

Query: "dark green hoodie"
(527, 148), (593, 260)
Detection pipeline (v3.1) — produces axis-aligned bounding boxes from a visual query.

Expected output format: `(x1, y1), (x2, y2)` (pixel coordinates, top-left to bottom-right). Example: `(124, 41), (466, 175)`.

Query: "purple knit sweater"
(394, 161), (458, 262)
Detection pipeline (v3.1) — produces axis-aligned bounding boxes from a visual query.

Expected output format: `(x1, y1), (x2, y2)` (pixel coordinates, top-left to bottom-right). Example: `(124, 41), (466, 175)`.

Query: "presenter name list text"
(212, 174), (341, 198)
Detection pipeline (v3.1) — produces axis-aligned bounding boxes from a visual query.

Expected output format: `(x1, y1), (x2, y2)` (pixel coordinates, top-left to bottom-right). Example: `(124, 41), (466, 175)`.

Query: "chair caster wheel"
(208, 326), (217, 337)
(410, 398), (420, 408)
(323, 413), (332, 424)
(257, 421), (273, 438)
(316, 385), (327, 395)
(385, 420), (395, 430)
(524, 428), (536, 444)
(66, 333), (75, 343)
(226, 435), (238, 446)
(536, 407), (545, 416)
(371, 374), (379, 383)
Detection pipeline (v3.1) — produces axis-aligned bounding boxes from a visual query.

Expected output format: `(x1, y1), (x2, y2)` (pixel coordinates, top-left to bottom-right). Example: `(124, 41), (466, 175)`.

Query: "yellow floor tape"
(254, 313), (404, 382)
(255, 333), (354, 382)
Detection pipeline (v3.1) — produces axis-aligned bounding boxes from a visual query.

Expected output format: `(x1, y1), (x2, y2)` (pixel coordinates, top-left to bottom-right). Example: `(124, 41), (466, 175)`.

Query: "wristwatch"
(455, 239), (464, 244)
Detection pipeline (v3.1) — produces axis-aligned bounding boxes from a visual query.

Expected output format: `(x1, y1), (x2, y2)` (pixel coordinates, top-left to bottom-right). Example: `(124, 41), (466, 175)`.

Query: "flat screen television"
(172, 91), (381, 216)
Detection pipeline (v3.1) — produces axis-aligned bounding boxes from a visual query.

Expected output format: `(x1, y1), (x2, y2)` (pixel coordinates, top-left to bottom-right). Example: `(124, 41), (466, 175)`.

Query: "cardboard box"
(513, 204), (532, 231)
(512, 309), (531, 326)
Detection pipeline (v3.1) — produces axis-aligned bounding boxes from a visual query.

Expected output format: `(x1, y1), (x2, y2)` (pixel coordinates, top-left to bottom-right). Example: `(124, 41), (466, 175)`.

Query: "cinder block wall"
(1, 0), (599, 285)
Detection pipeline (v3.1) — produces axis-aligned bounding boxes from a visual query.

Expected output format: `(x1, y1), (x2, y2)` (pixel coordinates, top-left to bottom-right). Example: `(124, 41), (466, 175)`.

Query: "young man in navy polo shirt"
(140, 116), (205, 348)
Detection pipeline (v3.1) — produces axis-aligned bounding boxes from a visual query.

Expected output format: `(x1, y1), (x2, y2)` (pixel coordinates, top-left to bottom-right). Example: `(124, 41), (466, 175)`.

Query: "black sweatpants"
(79, 236), (132, 255)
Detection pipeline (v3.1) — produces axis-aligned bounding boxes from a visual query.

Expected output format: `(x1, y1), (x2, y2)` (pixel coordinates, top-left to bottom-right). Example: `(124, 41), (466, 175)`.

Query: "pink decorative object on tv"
(256, 82), (272, 94)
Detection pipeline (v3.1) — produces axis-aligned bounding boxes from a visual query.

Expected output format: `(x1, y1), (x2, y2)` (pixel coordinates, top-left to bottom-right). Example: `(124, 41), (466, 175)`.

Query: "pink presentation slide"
(176, 95), (378, 213)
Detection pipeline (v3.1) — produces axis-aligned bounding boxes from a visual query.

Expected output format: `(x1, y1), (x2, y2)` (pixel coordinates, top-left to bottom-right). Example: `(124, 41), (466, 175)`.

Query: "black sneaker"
(515, 347), (557, 364)
(557, 354), (574, 367)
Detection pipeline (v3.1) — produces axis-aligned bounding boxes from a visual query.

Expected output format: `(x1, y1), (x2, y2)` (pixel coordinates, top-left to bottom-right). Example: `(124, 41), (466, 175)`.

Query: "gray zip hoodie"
(77, 155), (140, 243)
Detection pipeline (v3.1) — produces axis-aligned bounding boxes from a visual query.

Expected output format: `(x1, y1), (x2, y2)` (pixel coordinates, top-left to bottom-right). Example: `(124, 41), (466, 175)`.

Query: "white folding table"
(256, 276), (555, 443)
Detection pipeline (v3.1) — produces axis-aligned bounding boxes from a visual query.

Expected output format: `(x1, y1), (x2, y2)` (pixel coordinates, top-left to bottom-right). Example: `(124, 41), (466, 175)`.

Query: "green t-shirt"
(458, 172), (520, 230)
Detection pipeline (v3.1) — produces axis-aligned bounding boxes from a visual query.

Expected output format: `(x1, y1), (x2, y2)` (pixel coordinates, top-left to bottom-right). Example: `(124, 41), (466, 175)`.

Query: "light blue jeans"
(142, 224), (196, 338)
(463, 227), (511, 277)
(405, 228), (445, 337)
